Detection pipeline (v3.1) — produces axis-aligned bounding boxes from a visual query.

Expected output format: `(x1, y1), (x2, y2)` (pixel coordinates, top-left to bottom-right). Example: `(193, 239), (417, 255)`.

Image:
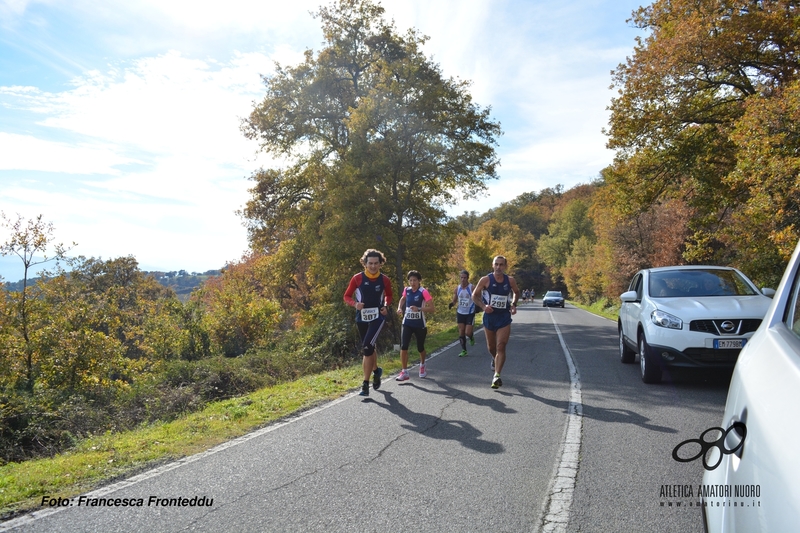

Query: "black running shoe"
(373, 367), (383, 390)
(359, 381), (369, 396)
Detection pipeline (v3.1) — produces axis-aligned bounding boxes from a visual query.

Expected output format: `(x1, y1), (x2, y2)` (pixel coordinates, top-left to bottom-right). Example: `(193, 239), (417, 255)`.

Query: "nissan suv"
(618, 266), (774, 383)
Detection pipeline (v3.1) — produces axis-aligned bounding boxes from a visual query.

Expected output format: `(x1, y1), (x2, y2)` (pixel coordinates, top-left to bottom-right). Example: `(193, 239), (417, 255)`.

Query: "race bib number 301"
(361, 307), (379, 321)
(490, 294), (508, 309)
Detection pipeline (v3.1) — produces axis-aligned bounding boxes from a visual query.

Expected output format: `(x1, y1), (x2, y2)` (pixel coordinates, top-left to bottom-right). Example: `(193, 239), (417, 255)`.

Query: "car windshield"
(545, 291), (562, 297)
(648, 269), (758, 297)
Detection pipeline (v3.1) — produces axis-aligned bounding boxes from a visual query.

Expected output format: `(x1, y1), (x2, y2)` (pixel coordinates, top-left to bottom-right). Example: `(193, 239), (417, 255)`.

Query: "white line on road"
(539, 309), (583, 533)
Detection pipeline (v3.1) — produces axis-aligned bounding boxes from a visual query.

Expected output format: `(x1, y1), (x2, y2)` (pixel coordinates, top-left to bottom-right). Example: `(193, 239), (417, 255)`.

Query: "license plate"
(714, 339), (745, 349)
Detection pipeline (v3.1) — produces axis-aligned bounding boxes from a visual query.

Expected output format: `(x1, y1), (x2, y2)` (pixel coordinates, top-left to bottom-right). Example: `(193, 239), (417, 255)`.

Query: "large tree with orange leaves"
(604, 0), (800, 285)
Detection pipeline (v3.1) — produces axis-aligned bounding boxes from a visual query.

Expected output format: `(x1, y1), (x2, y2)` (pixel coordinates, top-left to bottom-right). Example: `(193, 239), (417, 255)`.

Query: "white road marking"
(539, 309), (583, 533)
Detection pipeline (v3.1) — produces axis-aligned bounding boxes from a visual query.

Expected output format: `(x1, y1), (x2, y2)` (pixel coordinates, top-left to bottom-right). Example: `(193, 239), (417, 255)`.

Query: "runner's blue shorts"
(482, 311), (512, 332)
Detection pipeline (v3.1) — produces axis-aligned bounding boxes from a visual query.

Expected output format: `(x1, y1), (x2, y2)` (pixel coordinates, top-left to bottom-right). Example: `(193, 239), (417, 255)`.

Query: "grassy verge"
(567, 299), (619, 322)
(0, 326), (463, 519)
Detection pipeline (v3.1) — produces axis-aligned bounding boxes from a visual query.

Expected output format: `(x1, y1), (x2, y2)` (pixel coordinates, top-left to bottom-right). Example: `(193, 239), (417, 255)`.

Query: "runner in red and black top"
(343, 249), (393, 397)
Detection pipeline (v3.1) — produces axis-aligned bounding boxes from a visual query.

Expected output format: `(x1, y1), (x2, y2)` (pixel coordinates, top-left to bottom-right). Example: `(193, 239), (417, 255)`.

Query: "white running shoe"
(419, 364), (427, 378)
(396, 369), (410, 381)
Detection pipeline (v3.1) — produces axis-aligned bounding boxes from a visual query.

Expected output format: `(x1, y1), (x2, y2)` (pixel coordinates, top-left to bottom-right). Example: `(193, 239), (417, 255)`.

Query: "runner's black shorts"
(456, 312), (476, 326)
(401, 325), (427, 352)
(356, 316), (385, 356)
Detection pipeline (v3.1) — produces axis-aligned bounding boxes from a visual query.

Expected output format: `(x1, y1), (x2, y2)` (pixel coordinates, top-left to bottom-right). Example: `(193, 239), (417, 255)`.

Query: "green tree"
(0, 213), (72, 391)
(536, 199), (594, 280)
(240, 0), (501, 295)
(28, 256), (189, 396)
(193, 255), (283, 357)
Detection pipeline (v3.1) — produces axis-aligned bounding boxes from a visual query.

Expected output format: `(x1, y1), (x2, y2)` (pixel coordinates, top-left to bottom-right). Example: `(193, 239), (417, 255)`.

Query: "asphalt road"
(4, 302), (730, 533)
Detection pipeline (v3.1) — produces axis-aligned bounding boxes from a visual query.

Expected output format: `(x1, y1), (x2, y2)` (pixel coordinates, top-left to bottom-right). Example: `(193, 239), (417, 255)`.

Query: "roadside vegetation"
(0, 327), (459, 518)
(567, 299), (619, 323)
(2, 0), (799, 521)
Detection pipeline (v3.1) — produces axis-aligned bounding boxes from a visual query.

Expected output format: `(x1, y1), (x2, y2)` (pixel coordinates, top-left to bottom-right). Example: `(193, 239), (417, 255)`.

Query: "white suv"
(618, 266), (774, 383)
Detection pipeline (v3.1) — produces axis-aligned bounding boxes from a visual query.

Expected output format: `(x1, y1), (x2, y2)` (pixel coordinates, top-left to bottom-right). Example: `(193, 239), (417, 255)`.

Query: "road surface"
(4, 302), (729, 532)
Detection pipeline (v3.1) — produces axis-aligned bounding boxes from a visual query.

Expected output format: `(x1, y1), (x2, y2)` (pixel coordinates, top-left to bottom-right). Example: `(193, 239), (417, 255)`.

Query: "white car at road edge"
(702, 243), (800, 532)
(618, 266), (775, 384)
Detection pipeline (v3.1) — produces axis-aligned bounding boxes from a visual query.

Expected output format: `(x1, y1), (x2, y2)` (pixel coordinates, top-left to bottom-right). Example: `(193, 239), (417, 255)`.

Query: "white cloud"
(0, 132), (138, 173)
(0, 0), (37, 19)
(0, 49), (292, 272)
(36, 52), (268, 157)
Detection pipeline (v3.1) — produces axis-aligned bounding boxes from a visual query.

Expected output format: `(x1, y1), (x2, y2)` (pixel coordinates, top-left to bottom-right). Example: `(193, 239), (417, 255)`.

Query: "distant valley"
(2, 269), (222, 301)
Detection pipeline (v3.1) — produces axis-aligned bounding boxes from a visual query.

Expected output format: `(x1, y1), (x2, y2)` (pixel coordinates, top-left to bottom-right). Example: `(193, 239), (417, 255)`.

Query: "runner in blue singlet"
(471, 256), (520, 389)
(395, 270), (435, 381)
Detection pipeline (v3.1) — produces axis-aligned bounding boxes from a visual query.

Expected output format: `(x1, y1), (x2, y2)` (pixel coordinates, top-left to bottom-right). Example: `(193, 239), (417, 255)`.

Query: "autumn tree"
(561, 236), (604, 303)
(724, 79), (800, 285)
(604, 0), (800, 282)
(192, 254), (283, 357)
(240, 0), (500, 298)
(461, 218), (536, 289)
(0, 213), (71, 391)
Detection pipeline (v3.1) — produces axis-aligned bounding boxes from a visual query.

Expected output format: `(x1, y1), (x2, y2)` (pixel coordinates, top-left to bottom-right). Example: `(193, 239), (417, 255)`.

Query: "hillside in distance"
(2, 269), (222, 301)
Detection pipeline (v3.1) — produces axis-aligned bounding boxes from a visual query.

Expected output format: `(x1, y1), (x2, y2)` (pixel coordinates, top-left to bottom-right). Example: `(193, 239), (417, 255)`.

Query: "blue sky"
(0, 0), (645, 281)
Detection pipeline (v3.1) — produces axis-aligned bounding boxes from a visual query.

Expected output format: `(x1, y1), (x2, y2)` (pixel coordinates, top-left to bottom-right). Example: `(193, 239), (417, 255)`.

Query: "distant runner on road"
(343, 249), (393, 397)
(472, 256), (520, 389)
(449, 270), (476, 357)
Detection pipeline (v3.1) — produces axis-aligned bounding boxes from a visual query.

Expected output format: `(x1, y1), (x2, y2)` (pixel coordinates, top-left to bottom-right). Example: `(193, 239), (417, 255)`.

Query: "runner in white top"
(449, 270), (476, 357)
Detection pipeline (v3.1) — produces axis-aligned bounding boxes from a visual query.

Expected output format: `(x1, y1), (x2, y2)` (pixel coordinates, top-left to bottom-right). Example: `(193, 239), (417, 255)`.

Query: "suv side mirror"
(620, 290), (639, 303)
(761, 287), (776, 298)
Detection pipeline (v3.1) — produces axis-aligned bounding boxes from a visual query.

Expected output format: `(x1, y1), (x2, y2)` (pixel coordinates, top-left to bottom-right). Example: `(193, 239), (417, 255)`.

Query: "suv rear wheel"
(639, 331), (662, 384)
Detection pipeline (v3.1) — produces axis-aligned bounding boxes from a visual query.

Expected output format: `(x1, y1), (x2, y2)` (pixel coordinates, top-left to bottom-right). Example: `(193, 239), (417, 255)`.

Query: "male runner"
(449, 270), (476, 357)
(343, 249), (393, 397)
(471, 256), (520, 389)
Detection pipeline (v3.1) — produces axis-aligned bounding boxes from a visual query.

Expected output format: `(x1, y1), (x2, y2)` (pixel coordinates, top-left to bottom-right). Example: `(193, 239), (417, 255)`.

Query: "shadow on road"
(399, 380), (517, 415)
(372, 390), (505, 454)
(513, 384), (679, 434)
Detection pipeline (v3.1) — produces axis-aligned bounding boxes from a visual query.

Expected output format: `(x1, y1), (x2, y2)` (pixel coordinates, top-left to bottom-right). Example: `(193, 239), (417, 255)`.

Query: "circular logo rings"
(671, 422), (747, 471)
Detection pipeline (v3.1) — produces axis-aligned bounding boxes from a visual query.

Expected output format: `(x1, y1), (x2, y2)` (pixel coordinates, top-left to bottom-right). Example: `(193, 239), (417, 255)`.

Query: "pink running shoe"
(396, 369), (410, 381)
(419, 364), (427, 378)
